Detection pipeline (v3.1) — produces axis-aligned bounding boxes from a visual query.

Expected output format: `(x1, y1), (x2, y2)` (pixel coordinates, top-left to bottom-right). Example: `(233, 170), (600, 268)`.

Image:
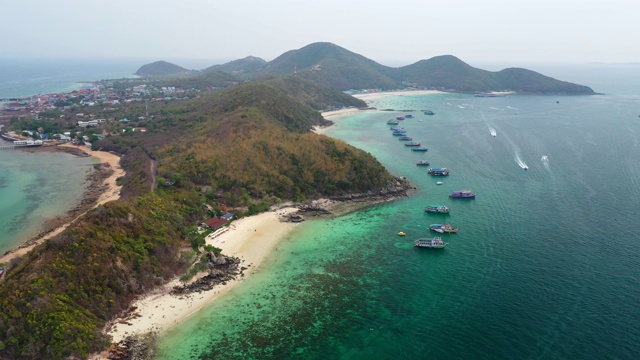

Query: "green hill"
(202, 56), (267, 77)
(134, 60), (189, 77)
(0, 79), (391, 359)
(259, 42), (398, 90)
(395, 55), (596, 94)
(395, 55), (500, 91)
(135, 44), (596, 94)
(494, 67), (596, 94)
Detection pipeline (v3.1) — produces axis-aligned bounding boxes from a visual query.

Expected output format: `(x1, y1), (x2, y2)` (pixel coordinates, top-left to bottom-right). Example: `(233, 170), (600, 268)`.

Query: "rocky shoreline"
(170, 253), (245, 296)
(284, 176), (415, 221)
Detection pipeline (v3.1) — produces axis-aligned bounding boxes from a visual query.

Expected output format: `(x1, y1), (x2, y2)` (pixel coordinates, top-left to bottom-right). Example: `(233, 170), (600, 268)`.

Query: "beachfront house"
(202, 217), (228, 230)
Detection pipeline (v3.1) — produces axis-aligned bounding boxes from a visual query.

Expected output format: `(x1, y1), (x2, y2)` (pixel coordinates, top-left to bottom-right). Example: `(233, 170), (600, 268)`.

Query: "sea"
(2, 60), (640, 359)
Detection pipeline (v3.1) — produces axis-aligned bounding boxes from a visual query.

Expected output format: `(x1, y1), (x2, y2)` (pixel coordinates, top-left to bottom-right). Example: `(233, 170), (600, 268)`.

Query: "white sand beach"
(107, 207), (299, 343)
(353, 89), (444, 102)
(314, 89), (444, 135)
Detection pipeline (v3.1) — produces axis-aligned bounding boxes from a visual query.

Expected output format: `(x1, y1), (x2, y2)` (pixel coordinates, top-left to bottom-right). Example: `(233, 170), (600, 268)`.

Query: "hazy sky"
(2, 0), (638, 67)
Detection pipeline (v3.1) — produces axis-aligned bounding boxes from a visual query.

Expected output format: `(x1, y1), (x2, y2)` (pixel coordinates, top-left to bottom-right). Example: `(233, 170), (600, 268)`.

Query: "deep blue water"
(156, 66), (640, 359)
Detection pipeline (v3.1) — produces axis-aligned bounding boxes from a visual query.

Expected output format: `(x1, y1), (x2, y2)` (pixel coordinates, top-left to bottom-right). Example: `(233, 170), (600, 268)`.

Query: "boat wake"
(489, 106), (502, 110)
(507, 106), (518, 110)
(515, 154), (528, 170)
(457, 105), (465, 109)
(496, 123), (528, 170)
(541, 155), (550, 171)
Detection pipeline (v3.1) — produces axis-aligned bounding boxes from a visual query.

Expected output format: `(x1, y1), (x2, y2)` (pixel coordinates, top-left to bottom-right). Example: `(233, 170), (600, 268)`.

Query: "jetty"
(0, 132), (44, 150)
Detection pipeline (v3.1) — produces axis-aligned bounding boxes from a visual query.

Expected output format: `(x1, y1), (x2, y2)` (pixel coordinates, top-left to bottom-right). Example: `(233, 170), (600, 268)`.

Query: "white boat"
(436, 181), (444, 185)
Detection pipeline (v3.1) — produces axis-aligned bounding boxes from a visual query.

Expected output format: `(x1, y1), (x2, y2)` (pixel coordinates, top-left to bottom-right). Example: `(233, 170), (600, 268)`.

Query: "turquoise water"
(0, 143), (98, 254)
(156, 84), (640, 358)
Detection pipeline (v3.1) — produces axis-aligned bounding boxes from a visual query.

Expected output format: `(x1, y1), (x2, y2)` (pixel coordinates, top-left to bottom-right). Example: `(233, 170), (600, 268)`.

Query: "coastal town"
(0, 78), (211, 148)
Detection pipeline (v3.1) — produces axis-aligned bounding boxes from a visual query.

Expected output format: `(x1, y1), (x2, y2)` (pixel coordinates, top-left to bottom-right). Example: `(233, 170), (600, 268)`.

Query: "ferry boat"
(399, 136), (413, 141)
(429, 224), (458, 233)
(449, 190), (476, 198)
(387, 119), (399, 125)
(425, 205), (450, 214)
(404, 142), (421, 147)
(416, 160), (430, 166)
(414, 237), (448, 249)
(428, 168), (449, 176)
(424, 110), (435, 115)
(396, 116), (405, 120)
(411, 147), (428, 152)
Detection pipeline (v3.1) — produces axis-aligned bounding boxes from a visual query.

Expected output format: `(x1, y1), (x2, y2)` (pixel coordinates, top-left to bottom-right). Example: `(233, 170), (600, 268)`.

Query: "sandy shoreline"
(0, 143), (124, 264)
(315, 89), (444, 135)
(107, 207), (299, 344)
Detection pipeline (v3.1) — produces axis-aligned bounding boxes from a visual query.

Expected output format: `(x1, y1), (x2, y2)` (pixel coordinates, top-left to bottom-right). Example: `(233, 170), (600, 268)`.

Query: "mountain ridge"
(137, 42), (595, 94)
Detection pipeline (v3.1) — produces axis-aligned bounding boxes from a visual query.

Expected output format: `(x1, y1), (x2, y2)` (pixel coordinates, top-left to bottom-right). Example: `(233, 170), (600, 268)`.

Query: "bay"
(156, 65), (640, 359)
(0, 143), (98, 254)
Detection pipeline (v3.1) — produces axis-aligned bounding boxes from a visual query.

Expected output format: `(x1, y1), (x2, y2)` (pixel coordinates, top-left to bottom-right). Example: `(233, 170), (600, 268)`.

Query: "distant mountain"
(259, 42), (398, 90)
(134, 60), (189, 76)
(395, 55), (501, 91)
(494, 67), (595, 94)
(396, 55), (596, 94)
(135, 43), (596, 94)
(202, 56), (266, 75)
(248, 43), (595, 94)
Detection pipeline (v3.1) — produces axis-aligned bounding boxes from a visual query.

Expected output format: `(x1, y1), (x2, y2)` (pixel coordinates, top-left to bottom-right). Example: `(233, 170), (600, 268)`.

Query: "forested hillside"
(0, 78), (390, 359)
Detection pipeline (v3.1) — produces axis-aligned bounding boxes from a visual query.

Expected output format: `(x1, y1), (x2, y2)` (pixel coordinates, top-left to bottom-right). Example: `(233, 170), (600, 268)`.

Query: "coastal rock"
(107, 332), (157, 360)
(170, 256), (241, 295)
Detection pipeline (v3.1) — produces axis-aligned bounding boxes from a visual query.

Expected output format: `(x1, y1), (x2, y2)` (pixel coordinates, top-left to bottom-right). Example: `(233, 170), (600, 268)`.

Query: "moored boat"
(436, 181), (444, 185)
(416, 160), (430, 166)
(396, 116), (405, 120)
(387, 119), (399, 125)
(429, 223), (458, 233)
(425, 205), (450, 213)
(398, 231), (406, 236)
(414, 237), (448, 249)
(424, 110), (435, 115)
(411, 147), (428, 152)
(405, 114), (414, 118)
(399, 136), (413, 141)
(404, 142), (421, 147)
(392, 131), (407, 136)
(449, 190), (476, 198)
(428, 168), (449, 176)
(390, 126), (404, 131)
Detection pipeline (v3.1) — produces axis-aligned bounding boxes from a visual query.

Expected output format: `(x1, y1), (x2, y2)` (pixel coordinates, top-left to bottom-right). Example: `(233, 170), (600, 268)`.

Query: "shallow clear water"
(0, 144), (97, 254)
(156, 85), (640, 359)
